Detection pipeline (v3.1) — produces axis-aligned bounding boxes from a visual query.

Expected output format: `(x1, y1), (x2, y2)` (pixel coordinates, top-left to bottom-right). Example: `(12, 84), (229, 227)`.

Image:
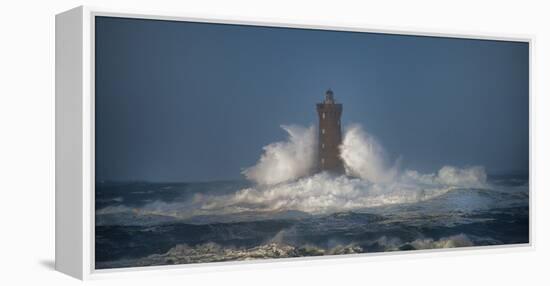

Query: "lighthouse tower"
(316, 89), (344, 174)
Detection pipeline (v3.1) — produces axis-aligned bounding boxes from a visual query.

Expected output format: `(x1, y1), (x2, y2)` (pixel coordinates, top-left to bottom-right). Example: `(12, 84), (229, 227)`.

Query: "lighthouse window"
(321, 143), (325, 149)
(321, 158), (325, 165)
(321, 129), (325, 134)
(322, 112), (325, 119)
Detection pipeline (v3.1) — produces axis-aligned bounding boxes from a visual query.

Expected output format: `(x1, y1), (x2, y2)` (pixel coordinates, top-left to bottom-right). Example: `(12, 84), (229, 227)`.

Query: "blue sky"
(95, 16), (529, 182)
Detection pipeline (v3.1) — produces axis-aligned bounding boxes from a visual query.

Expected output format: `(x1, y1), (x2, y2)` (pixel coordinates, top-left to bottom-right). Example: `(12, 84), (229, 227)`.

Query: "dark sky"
(95, 16), (529, 182)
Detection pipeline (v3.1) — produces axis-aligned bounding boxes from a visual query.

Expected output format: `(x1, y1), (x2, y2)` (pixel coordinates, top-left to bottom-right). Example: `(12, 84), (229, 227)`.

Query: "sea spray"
(242, 125), (317, 185)
(97, 124), (489, 218)
(243, 123), (401, 185)
(340, 124), (399, 183)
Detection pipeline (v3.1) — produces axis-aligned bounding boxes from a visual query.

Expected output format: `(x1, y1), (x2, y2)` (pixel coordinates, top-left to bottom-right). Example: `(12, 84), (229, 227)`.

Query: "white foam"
(340, 124), (399, 183)
(96, 124), (490, 219)
(195, 165), (487, 215)
(242, 125), (316, 185)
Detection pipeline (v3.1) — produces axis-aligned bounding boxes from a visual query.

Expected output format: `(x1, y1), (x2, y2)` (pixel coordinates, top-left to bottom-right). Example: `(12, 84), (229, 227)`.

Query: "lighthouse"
(316, 89), (344, 174)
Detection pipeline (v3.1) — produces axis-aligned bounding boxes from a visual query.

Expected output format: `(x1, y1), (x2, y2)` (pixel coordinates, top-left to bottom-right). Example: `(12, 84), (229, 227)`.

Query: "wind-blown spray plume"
(340, 124), (399, 183)
(242, 125), (316, 185)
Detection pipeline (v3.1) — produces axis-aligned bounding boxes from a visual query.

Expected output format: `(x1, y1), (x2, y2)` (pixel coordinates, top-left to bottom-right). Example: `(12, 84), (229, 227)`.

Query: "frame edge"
(55, 5), (85, 280)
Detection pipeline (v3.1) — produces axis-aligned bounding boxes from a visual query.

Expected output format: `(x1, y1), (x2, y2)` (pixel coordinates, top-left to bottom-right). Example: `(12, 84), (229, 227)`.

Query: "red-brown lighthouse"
(316, 89), (344, 174)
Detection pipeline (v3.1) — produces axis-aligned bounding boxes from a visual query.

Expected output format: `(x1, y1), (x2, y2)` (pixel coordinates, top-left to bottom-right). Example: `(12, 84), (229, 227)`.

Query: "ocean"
(94, 173), (529, 269)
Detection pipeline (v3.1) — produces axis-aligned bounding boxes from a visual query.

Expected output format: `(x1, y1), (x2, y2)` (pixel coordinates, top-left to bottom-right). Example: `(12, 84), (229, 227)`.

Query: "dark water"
(95, 174), (529, 269)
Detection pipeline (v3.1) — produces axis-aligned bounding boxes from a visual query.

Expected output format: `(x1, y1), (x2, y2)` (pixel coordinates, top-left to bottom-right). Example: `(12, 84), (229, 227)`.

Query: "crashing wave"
(95, 233), (499, 268)
(95, 165), (489, 222)
(97, 242), (363, 268)
(377, 233), (501, 251)
(340, 124), (399, 183)
(96, 124), (491, 220)
(196, 168), (487, 215)
(242, 125), (317, 185)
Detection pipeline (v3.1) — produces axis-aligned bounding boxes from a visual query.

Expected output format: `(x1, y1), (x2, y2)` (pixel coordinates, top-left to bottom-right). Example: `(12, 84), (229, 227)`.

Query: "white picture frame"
(55, 5), (533, 280)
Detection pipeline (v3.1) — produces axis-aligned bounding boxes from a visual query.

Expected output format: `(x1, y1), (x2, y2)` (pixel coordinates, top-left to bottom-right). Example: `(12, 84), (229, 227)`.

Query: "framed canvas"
(55, 6), (532, 280)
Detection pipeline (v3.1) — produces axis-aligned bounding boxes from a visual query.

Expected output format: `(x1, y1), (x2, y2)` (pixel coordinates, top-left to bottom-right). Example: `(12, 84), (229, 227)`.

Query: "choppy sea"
(95, 173), (528, 269)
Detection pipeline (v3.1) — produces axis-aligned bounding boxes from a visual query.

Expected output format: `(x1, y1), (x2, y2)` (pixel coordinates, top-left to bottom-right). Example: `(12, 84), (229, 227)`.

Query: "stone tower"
(316, 89), (344, 174)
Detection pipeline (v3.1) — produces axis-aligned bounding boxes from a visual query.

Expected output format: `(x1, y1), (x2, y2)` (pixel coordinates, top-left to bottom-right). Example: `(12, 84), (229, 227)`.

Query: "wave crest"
(340, 124), (399, 183)
(242, 125), (316, 185)
(199, 165), (488, 215)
